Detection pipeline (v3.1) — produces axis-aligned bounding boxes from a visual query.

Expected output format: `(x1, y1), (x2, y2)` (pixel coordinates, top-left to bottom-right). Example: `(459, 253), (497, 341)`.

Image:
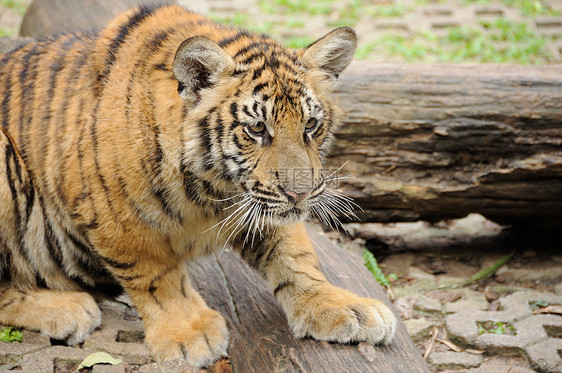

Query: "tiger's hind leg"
(0, 286), (101, 345)
(0, 129), (101, 344)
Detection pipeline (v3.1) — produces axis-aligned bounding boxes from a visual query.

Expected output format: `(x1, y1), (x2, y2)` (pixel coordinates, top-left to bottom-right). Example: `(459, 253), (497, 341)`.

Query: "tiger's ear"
(302, 27), (357, 80)
(173, 36), (235, 105)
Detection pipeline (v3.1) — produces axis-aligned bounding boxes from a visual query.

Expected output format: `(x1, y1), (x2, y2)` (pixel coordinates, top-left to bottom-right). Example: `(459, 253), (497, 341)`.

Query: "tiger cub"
(0, 4), (396, 367)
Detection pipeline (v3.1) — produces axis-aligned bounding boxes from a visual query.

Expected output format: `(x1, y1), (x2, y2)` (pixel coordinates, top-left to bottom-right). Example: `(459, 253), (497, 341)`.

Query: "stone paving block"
(525, 337), (562, 373)
(429, 351), (483, 370)
(423, 6), (454, 17)
(474, 7), (505, 17)
(468, 364), (536, 373)
(93, 363), (126, 373)
(139, 360), (198, 373)
(19, 346), (89, 373)
(82, 300), (153, 365)
(446, 291), (562, 371)
(415, 294), (442, 314)
(444, 294), (488, 314)
(404, 317), (435, 341)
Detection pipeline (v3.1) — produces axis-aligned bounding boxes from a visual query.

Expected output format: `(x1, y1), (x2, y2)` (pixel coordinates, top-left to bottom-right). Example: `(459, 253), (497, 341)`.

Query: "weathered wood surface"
(190, 230), (428, 373)
(19, 0), (177, 37)
(331, 63), (562, 227)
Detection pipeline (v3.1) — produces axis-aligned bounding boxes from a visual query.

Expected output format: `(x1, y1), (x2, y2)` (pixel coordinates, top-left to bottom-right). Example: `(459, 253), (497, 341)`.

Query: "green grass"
(363, 249), (393, 287)
(0, 28), (14, 37)
(477, 321), (515, 335)
(355, 18), (551, 64)
(370, 4), (406, 18)
(286, 17), (306, 29)
(208, 13), (274, 34)
(0, 0), (26, 14)
(0, 327), (22, 343)
(464, 0), (560, 16)
(259, 0), (334, 15)
(284, 35), (315, 49)
(328, 0), (362, 27)
(503, 0), (560, 16)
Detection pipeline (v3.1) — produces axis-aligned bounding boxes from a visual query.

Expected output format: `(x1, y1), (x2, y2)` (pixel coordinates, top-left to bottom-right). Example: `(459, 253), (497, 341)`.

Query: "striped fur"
(0, 5), (395, 366)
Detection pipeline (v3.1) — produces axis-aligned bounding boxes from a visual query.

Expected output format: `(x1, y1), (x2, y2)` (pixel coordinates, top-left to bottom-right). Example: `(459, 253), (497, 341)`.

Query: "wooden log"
(190, 229), (428, 373)
(19, 0), (176, 37)
(330, 63), (562, 227)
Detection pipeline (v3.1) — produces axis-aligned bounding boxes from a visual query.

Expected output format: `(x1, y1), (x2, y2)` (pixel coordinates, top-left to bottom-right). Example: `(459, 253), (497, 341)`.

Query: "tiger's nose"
(285, 188), (312, 203)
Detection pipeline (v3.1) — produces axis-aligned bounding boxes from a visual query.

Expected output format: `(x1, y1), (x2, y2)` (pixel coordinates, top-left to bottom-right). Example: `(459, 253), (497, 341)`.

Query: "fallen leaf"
(423, 327), (439, 359)
(0, 363), (19, 370)
(532, 305), (562, 315)
(74, 352), (122, 372)
(465, 349), (486, 355)
(436, 338), (461, 352)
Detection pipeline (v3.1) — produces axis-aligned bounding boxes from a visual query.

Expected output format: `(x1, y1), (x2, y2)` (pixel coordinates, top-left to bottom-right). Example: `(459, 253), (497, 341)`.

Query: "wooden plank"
(189, 230), (428, 373)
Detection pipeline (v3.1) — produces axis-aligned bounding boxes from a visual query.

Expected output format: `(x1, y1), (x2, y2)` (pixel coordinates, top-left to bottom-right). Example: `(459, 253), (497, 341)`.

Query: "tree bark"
(190, 229), (429, 373)
(330, 63), (562, 227)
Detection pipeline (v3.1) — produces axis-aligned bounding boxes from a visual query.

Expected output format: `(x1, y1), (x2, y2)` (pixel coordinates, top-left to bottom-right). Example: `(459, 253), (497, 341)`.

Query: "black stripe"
(240, 52), (265, 65)
(199, 117), (214, 171)
(5, 142), (25, 260)
(218, 31), (251, 47)
(233, 41), (274, 59)
(0, 246), (12, 283)
(1, 60), (13, 130)
(274, 281), (294, 296)
(148, 267), (174, 308)
(0, 298), (16, 311)
(90, 100), (115, 212)
(182, 169), (203, 205)
(99, 5), (157, 84)
(252, 64), (267, 80)
(242, 105), (256, 119)
(230, 102), (239, 120)
(39, 198), (66, 273)
(38, 36), (77, 179)
(252, 83), (267, 96)
(153, 63), (168, 71)
(55, 48), (89, 207)
(65, 229), (112, 279)
(18, 44), (41, 160)
(180, 274), (187, 297)
(102, 257), (136, 270)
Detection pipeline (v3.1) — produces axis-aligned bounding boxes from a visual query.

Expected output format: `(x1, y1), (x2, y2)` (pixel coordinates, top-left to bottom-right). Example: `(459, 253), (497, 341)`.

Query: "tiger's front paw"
(145, 308), (229, 367)
(287, 287), (397, 345)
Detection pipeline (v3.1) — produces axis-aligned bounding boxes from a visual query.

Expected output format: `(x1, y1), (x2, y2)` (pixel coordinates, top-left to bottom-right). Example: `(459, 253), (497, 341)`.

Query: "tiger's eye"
(248, 121), (266, 134)
(305, 118), (317, 131)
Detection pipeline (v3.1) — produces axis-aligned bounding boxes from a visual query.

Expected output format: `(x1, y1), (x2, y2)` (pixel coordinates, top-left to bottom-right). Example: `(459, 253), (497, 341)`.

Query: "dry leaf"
(436, 338), (461, 352)
(74, 352), (122, 372)
(532, 305), (562, 315)
(466, 349), (486, 355)
(423, 327), (439, 359)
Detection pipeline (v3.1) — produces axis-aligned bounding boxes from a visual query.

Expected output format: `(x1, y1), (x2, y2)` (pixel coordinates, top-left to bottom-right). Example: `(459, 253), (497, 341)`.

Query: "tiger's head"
(173, 27), (357, 228)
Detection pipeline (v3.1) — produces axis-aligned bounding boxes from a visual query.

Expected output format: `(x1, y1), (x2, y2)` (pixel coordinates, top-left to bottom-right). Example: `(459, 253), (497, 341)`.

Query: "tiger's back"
(0, 4), (397, 367)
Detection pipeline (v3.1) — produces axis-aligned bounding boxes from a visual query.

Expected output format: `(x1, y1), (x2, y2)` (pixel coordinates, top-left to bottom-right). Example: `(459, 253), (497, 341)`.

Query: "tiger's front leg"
(237, 222), (397, 345)
(108, 251), (228, 366)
